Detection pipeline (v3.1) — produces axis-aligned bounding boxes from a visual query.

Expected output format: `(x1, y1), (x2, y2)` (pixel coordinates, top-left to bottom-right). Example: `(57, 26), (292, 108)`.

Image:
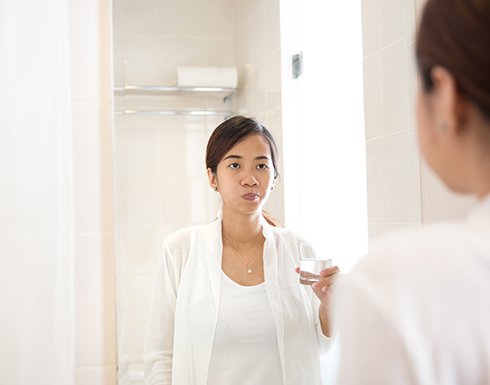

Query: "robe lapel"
(261, 217), (287, 383)
(204, 218), (222, 316)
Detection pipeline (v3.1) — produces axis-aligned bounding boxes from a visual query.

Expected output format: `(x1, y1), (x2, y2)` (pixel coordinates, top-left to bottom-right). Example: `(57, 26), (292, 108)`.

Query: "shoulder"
(364, 221), (471, 267)
(163, 226), (198, 247)
(162, 220), (218, 254)
(341, 221), (480, 298)
(268, 225), (306, 246)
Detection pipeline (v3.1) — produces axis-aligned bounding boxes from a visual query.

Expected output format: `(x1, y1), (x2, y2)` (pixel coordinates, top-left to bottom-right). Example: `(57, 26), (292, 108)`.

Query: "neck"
(462, 130), (490, 198)
(221, 207), (263, 245)
(465, 112), (490, 198)
(472, 167), (490, 199)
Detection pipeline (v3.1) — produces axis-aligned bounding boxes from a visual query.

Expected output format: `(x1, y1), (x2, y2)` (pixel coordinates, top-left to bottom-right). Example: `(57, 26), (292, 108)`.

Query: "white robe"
(144, 214), (332, 385)
(334, 195), (490, 385)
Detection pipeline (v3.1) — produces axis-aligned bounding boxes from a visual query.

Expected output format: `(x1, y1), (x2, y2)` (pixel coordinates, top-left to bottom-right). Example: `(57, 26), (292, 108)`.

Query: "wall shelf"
(114, 85), (236, 118)
(114, 109), (233, 117)
(114, 85), (236, 100)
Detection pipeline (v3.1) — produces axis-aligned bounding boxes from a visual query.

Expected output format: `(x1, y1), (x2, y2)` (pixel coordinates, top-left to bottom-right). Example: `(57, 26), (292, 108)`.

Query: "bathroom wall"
(70, 0), (117, 384)
(362, 0), (422, 241)
(234, 0), (285, 224)
(112, 0), (237, 381)
(361, 0), (475, 243)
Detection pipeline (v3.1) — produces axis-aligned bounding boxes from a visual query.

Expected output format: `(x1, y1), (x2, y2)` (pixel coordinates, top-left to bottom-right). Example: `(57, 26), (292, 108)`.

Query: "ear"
(207, 168), (218, 191)
(430, 66), (467, 136)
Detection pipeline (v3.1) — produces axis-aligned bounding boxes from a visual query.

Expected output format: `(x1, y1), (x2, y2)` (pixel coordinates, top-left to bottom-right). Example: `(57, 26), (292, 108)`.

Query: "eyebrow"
(223, 155), (271, 161)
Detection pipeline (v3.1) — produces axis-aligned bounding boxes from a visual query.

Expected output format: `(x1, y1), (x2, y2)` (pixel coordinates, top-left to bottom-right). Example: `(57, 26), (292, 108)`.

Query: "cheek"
(263, 171), (275, 187)
(416, 92), (431, 159)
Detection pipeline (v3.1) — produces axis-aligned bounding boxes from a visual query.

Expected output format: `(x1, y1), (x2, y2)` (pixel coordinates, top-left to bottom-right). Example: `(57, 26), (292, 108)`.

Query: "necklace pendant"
(247, 268), (252, 274)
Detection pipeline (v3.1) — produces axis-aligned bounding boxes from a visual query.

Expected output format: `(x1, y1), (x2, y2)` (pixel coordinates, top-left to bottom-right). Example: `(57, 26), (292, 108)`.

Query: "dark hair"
(416, 0), (490, 120)
(206, 115), (279, 178)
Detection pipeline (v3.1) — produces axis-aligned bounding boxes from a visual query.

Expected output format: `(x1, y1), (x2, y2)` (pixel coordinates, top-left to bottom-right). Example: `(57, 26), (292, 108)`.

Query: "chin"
(242, 202), (265, 214)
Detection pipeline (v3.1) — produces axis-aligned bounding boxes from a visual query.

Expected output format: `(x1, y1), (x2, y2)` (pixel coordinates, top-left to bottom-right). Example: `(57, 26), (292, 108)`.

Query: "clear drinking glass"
(299, 242), (332, 285)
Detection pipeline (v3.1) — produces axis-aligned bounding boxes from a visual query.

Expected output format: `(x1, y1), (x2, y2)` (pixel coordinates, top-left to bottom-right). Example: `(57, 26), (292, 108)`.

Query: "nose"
(241, 172), (258, 187)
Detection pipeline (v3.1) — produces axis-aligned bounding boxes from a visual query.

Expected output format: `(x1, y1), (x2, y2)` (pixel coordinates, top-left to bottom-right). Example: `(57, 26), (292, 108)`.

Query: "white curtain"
(0, 0), (75, 384)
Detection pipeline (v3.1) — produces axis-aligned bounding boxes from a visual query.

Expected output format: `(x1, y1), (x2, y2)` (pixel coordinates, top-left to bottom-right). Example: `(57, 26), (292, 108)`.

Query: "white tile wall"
(380, 0), (405, 46)
(381, 40), (409, 135)
(366, 139), (385, 224)
(70, 0), (116, 384)
(406, 42), (418, 133)
(362, 0), (421, 244)
(363, 53), (383, 139)
(123, 180), (162, 226)
(124, 36), (161, 85)
(403, 0), (416, 44)
(383, 131), (414, 223)
(265, 0), (281, 55)
(124, 0), (158, 35)
(75, 366), (117, 385)
(123, 275), (154, 323)
(361, 0), (382, 56)
(156, 0), (234, 38)
(119, 226), (163, 275)
(126, 320), (148, 366)
(115, 124), (160, 181)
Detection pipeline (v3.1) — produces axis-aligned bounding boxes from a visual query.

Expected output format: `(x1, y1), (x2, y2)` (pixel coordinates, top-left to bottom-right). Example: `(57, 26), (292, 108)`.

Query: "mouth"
(242, 192), (260, 201)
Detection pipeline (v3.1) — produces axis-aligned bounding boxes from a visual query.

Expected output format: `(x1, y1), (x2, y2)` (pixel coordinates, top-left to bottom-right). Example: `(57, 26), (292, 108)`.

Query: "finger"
(315, 274), (340, 289)
(319, 266), (340, 277)
(295, 266), (300, 274)
(312, 279), (328, 290)
(322, 285), (329, 293)
(320, 266), (340, 275)
(321, 272), (341, 284)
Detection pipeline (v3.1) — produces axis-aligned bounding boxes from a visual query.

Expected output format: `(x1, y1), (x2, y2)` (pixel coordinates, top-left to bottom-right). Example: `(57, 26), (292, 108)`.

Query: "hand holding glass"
(299, 243), (332, 285)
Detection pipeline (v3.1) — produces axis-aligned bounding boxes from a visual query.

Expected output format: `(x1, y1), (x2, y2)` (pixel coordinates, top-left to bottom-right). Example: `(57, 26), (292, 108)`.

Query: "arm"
(318, 303), (332, 337)
(310, 292), (334, 354)
(144, 242), (178, 385)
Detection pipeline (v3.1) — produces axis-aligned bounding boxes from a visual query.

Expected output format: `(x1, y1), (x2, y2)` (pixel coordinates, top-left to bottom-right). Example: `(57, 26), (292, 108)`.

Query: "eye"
(228, 163), (240, 169)
(257, 163), (269, 170)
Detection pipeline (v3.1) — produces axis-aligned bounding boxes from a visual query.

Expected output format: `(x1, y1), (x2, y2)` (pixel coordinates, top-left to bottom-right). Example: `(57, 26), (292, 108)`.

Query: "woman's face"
(209, 134), (275, 215)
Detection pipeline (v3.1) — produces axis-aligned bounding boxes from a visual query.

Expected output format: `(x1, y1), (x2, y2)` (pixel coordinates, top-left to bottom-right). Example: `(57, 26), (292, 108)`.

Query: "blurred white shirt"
(334, 195), (490, 385)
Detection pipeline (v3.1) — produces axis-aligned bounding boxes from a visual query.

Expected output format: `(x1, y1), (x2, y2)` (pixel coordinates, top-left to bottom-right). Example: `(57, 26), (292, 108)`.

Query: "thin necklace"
(223, 236), (262, 274)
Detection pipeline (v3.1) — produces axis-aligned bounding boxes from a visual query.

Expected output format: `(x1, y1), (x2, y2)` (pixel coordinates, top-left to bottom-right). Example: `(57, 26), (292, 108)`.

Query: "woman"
(334, 1), (490, 384)
(144, 116), (339, 385)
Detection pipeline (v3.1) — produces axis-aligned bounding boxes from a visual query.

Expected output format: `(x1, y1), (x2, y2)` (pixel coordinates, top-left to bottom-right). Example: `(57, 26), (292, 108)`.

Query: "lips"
(242, 192), (260, 201)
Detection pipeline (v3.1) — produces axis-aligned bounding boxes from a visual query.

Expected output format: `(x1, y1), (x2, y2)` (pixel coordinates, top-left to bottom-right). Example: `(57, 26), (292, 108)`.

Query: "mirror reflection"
(111, 0), (476, 384)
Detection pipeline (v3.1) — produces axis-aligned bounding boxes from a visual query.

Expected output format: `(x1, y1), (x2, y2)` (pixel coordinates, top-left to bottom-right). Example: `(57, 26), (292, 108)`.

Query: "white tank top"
(207, 272), (283, 385)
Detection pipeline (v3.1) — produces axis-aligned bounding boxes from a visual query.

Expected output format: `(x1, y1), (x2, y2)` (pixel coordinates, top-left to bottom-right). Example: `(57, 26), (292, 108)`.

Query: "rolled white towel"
(177, 66), (238, 88)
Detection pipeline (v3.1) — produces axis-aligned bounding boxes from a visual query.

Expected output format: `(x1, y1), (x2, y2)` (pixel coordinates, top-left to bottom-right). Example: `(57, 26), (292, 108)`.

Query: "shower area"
(111, 0), (284, 382)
